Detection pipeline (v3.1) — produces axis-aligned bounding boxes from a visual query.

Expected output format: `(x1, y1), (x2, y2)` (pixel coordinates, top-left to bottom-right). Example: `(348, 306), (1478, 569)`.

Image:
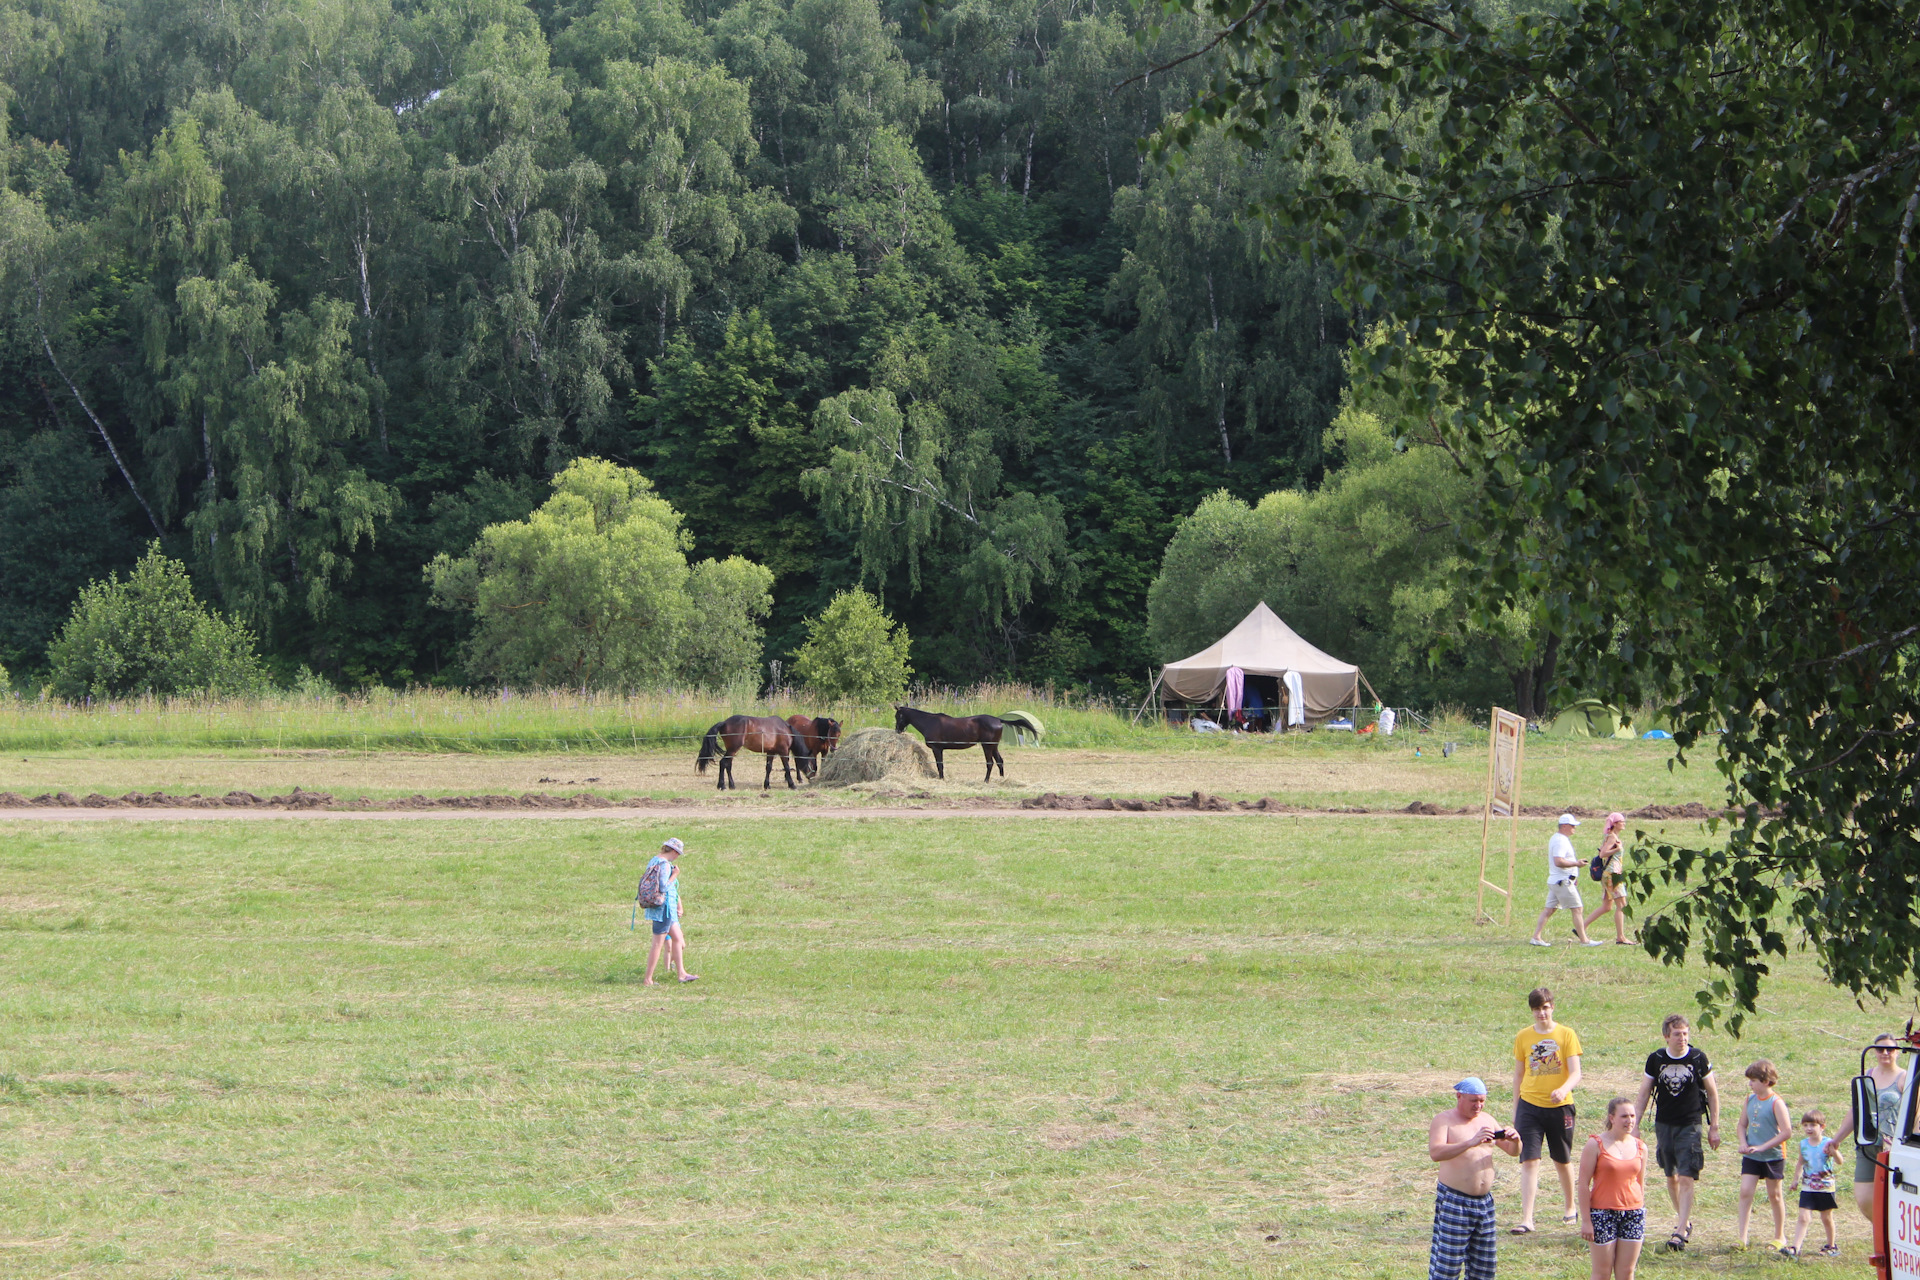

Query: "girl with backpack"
(1581, 812), (1632, 944)
(639, 838), (698, 985)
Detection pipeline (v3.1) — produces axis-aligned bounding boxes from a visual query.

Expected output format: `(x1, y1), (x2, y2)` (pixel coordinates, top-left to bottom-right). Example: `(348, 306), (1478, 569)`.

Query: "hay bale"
(814, 727), (937, 787)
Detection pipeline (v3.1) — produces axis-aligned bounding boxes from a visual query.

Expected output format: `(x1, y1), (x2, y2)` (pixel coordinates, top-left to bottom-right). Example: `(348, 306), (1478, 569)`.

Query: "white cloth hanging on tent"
(1225, 666), (1246, 714)
(1283, 670), (1306, 727)
(1379, 706), (1397, 736)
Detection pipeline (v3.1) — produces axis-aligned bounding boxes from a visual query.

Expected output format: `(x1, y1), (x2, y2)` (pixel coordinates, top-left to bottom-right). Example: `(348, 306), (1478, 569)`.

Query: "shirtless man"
(1430, 1077), (1523, 1280)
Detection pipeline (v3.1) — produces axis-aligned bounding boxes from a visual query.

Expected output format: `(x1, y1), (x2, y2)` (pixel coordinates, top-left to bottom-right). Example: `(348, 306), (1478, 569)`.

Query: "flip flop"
(678, 974), (700, 983)
(1561, 1211), (1579, 1225)
(1509, 1224), (1535, 1235)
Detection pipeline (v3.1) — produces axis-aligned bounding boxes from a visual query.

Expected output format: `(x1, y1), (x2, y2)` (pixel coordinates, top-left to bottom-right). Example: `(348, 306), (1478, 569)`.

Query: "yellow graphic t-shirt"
(1514, 1022), (1582, 1107)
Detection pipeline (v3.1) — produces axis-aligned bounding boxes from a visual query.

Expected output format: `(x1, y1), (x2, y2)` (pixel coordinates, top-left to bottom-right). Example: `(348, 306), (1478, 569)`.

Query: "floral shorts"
(1589, 1208), (1645, 1245)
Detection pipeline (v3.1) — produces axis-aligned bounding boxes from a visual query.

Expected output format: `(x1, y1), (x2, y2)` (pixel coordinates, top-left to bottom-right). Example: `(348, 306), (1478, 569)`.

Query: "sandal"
(1509, 1224), (1536, 1236)
(1561, 1211), (1579, 1225)
(1665, 1229), (1687, 1252)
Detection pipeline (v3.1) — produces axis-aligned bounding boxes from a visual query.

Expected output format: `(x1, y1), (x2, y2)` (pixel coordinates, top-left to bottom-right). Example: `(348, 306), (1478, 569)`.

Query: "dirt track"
(0, 788), (1726, 821)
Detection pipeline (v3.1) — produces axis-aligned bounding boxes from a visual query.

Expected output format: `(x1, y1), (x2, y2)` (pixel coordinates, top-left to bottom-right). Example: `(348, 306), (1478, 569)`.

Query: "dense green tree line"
(0, 0), (1354, 693)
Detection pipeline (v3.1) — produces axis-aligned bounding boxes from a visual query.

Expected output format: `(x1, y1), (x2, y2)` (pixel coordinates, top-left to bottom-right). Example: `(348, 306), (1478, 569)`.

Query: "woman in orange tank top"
(1578, 1096), (1650, 1279)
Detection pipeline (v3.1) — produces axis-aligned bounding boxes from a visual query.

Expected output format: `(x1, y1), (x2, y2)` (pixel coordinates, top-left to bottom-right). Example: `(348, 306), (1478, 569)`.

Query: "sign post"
(1477, 707), (1526, 924)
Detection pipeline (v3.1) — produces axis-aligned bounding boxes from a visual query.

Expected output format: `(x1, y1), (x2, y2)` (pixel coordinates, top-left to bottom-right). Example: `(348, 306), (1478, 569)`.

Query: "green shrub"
(0, 658), (10, 694)
(681, 556), (775, 691)
(45, 544), (267, 699)
(791, 588), (912, 703)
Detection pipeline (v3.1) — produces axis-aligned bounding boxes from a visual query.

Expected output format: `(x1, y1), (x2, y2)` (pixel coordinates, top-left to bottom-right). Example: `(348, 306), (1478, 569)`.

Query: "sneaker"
(1582, 939), (1605, 946)
(1529, 938), (1551, 947)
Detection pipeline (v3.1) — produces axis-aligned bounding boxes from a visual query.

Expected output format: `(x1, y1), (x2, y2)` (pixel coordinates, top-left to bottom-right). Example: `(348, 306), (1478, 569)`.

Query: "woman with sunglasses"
(1824, 1034), (1909, 1221)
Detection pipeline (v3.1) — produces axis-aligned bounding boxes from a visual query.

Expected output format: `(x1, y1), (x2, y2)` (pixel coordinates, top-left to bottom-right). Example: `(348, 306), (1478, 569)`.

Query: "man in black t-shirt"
(1632, 1013), (1722, 1252)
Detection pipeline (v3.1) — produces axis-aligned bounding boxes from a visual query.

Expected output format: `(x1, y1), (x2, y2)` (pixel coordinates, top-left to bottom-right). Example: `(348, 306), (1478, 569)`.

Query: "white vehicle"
(1855, 1028), (1920, 1279)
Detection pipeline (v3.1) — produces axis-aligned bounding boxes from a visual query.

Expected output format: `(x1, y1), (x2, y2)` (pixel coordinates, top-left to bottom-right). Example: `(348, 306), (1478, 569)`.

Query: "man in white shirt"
(1529, 814), (1603, 947)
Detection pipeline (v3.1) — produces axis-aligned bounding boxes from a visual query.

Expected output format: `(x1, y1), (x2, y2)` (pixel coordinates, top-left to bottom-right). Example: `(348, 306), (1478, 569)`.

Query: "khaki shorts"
(1545, 882), (1584, 910)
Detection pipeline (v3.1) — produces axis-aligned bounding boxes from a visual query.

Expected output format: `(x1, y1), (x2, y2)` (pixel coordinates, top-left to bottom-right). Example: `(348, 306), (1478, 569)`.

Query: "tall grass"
(0, 683), (1203, 753)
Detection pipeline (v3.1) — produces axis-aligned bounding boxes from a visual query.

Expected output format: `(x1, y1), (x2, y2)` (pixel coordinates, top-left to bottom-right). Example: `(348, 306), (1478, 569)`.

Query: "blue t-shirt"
(642, 855), (680, 923)
(1799, 1137), (1835, 1193)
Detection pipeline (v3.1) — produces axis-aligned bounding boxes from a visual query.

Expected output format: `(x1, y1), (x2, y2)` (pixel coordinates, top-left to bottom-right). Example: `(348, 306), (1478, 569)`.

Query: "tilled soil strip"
(0, 788), (1727, 821)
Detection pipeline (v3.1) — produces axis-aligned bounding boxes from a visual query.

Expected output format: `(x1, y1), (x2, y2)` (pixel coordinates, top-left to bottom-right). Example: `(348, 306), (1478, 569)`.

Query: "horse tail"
(696, 722), (722, 772)
(1000, 711), (1042, 742)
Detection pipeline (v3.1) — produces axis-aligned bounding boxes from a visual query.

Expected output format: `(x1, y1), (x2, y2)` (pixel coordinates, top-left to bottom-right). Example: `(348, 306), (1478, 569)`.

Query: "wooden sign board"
(1478, 707), (1527, 923)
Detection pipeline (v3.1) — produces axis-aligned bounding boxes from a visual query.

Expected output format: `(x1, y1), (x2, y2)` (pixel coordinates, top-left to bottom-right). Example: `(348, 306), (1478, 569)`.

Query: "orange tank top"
(1589, 1135), (1646, 1210)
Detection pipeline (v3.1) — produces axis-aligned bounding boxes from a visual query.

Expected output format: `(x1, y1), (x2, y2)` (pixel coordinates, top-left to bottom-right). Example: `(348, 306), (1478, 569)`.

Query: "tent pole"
(1132, 670), (1164, 726)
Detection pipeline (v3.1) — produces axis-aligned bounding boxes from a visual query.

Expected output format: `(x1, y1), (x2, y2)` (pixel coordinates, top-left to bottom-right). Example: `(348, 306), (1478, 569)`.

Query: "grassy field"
(0, 804), (1886, 1279)
(0, 687), (1192, 754)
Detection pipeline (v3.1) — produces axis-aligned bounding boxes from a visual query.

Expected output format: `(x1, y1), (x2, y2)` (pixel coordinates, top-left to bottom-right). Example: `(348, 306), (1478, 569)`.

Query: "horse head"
(816, 717), (842, 753)
(893, 705), (912, 732)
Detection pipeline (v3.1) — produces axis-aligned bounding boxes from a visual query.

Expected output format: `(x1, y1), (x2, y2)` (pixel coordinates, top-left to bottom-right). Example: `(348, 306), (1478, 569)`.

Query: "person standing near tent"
(1582, 813), (1631, 944)
(641, 837), (698, 985)
(1530, 816), (1604, 947)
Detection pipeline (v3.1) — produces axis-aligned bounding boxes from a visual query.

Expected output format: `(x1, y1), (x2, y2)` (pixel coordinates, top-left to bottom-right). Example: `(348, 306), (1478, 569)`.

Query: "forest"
(0, 0), (1392, 698)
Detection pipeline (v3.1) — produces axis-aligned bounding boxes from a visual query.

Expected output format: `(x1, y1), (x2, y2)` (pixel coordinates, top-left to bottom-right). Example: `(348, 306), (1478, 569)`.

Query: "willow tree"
(426, 457), (774, 690)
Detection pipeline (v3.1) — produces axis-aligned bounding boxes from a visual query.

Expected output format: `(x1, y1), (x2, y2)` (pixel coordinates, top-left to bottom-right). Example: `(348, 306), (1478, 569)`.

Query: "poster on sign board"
(1477, 708), (1527, 923)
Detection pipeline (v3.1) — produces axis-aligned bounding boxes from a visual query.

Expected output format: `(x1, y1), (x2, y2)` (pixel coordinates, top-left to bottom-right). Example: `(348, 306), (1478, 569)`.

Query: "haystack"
(815, 727), (938, 787)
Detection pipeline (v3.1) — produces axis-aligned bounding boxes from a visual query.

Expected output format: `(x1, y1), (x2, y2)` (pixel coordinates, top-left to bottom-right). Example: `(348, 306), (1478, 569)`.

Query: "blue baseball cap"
(1454, 1077), (1488, 1096)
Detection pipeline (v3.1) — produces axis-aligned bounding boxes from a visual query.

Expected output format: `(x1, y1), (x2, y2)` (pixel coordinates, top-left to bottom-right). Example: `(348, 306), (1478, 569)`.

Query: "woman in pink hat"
(1582, 813), (1632, 944)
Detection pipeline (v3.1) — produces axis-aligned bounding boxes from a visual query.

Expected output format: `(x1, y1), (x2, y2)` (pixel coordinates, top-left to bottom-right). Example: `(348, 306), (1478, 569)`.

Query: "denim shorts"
(649, 916), (678, 936)
(1590, 1207), (1645, 1245)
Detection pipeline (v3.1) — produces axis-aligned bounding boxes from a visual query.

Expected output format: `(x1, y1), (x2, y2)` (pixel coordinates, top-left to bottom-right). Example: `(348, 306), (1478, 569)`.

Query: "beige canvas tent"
(1141, 602), (1368, 725)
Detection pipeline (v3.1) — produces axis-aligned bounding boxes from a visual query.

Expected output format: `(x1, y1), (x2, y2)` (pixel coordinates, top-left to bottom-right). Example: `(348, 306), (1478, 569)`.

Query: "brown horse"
(894, 705), (1040, 783)
(696, 715), (810, 790)
(784, 715), (842, 779)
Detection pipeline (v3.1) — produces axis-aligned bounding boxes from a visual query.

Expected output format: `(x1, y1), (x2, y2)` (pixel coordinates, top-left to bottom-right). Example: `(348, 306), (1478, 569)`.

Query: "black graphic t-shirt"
(1645, 1047), (1713, 1126)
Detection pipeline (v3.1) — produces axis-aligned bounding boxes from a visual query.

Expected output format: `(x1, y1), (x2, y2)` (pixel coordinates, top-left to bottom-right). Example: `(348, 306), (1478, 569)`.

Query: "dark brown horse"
(894, 705), (1040, 782)
(784, 716), (842, 779)
(696, 715), (810, 790)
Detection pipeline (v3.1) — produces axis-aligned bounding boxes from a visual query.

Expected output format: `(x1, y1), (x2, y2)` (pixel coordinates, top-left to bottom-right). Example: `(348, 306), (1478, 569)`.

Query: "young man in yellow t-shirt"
(1510, 986), (1584, 1233)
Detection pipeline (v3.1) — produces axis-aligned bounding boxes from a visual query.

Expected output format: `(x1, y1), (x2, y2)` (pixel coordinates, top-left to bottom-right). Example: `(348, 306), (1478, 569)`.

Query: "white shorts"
(1545, 882), (1584, 910)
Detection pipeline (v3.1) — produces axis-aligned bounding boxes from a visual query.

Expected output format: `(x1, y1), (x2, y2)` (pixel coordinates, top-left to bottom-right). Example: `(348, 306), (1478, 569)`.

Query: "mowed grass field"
(5, 734), (1713, 810)
(0, 799), (1888, 1278)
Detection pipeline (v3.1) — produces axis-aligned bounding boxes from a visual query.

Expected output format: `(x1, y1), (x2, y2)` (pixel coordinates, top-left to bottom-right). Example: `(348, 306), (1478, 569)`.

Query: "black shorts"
(1516, 1098), (1576, 1164)
(1741, 1156), (1784, 1180)
(1799, 1190), (1838, 1211)
(1655, 1120), (1706, 1179)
